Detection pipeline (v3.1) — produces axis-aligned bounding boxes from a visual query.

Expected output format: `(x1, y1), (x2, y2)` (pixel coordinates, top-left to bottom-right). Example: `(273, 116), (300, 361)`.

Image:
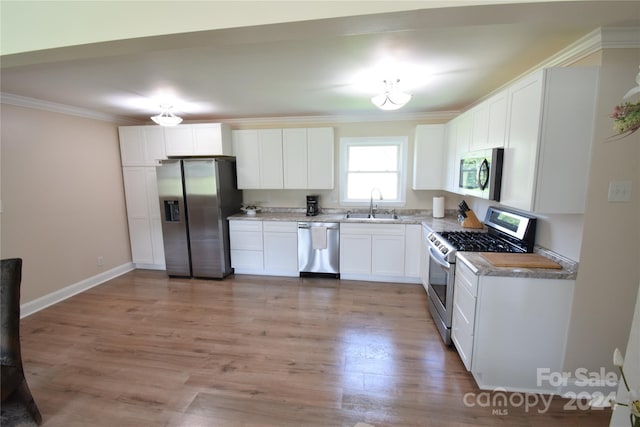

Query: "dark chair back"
(1, 258), (23, 368)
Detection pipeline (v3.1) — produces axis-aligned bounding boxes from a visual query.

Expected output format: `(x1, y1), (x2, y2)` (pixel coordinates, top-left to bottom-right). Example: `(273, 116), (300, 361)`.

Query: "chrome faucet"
(369, 188), (383, 217)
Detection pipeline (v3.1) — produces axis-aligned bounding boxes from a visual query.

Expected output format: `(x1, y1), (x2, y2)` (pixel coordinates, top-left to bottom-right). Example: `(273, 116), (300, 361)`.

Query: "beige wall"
(563, 48), (640, 374)
(0, 104), (131, 303)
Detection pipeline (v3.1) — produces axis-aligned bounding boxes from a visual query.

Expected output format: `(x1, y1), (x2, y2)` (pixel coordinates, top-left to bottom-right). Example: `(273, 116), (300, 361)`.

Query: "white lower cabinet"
(229, 220), (264, 272)
(340, 223), (419, 283)
(121, 167), (165, 269)
(453, 257), (574, 394)
(229, 220), (298, 276)
(339, 233), (372, 275)
(451, 258), (478, 371)
(263, 221), (298, 276)
(372, 234), (405, 277)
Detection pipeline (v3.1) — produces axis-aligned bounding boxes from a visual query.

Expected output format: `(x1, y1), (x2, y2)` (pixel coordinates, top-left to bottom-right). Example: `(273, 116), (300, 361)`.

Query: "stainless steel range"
(425, 206), (537, 345)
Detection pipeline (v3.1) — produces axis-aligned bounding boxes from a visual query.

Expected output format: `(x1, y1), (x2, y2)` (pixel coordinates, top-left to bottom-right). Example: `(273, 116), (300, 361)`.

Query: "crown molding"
(467, 26), (640, 109)
(0, 92), (142, 125)
(217, 110), (460, 127)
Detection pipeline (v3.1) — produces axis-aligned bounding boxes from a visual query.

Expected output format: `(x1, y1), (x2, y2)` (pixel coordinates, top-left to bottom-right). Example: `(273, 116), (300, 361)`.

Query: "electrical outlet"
(608, 181), (632, 202)
(97, 256), (104, 266)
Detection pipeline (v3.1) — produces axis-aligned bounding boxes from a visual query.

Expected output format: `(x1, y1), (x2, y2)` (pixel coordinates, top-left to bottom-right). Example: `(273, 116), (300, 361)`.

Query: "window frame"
(339, 136), (408, 207)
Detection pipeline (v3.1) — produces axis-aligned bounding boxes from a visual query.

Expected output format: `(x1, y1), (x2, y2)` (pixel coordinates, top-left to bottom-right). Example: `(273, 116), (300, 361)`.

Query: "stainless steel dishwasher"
(297, 222), (340, 277)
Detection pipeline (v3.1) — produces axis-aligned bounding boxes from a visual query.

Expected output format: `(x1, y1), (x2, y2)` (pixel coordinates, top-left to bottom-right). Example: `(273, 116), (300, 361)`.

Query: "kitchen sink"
(371, 213), (399, 220)
(343, 212), (399, 221)
(344, 213), (372, 220)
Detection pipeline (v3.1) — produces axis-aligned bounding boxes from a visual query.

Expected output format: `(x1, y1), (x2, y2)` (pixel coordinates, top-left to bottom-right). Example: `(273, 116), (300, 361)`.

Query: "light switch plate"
(608, 180), (632, 202)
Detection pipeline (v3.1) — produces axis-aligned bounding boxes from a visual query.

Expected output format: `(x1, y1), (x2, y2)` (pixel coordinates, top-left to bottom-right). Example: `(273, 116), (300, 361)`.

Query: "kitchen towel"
(433, 196), (445, 218)
(311, 226), (327, 250)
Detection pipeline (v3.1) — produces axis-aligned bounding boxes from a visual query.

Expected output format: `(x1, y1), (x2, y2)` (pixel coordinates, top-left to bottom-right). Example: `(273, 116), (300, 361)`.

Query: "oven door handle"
(428, 247), (452, 269)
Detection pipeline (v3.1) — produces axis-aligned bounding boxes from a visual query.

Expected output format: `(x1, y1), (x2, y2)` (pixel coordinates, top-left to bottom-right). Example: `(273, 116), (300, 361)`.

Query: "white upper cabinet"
(470, 90), (508, 151)
(500, 67), (598, 213)
(412, 124), (446, 190)
(443, 111), (471, 194)
(234, 127), (333, 190)
(118, 126), (167, 166)
(485, 91), (509, 149)
(258, 129), (284, 189)
(232, 129), (284, 189)
(283, 127), (334, 190)
(232, 130), (261, 189)
(164, 123), (232, 157)
(307, 127), (334, 189)
(283, 128), (308, 189)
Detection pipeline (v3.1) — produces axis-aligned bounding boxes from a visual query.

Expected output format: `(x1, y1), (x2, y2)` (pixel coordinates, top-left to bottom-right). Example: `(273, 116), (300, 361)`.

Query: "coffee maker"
(306, 195), (319, 216)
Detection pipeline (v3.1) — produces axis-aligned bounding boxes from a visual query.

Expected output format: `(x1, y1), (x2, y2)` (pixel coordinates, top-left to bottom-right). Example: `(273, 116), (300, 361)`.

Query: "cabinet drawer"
(452, 305), (474, 371)
(340, 223), (404, 235)
(263, 221), (298, 232)
(229, 220), (263, 233)
(231, 250), (264, 269)
(456, 260), (478, 296)
(230, 231), (263, 251)
(453, 282), (476, 325)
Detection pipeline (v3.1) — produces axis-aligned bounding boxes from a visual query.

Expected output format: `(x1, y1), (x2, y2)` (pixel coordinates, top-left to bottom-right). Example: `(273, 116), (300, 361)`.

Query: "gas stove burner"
(439, 231), (524, 253)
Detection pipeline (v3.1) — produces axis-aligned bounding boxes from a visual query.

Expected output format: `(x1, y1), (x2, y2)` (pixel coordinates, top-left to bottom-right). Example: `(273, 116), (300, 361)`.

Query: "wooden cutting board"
(479, 253), (562, 269)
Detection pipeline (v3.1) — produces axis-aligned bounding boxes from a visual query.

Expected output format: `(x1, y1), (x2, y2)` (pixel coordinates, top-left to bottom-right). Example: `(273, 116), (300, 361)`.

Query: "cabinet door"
(259, 129), (284, 189)
(263, 231), (298, 273)
(412, 124), (445, 190)
(164, 126), (195, 156)
(470, 104), (489, 150)
(340, 234), (372, 275)
(122, 167), (154, 264)
(192, 124), (232, 156)
(372, 234), (405, 276)
(534, 67), (598, 213)
(485, 91), (508, 149)
(307, 127), (334, 189)
(119, 127), (146, 166)
(283, 128), (308, 189)
(500, 71), (543, 211)
(143, 126), (166, 165)
(144, 168), (165, 265)
(443, 121), (457, 192)
(444, 112), (471, 194)
(232, 130), (261, 189)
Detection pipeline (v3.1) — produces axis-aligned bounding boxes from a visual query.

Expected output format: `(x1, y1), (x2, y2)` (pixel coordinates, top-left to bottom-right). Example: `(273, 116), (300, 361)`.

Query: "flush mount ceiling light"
(371, 79), (412, 111)
(151, 105), (183, 126)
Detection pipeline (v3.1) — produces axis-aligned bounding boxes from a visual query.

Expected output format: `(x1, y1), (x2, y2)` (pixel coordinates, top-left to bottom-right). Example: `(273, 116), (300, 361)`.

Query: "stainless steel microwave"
(458, 148), (504, 201)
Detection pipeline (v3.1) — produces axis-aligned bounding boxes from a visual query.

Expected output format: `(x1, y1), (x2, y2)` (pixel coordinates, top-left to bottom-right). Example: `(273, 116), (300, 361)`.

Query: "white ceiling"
(1, 1), (639, 123)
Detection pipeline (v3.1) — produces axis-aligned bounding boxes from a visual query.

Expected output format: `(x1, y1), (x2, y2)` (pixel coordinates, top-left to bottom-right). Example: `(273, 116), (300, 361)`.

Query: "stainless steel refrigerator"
(157, 157), (242, 278)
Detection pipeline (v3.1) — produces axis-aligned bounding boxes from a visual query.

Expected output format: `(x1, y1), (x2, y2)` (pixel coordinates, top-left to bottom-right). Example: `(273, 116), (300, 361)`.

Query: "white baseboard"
(20, 262), (135, 318)
(134, 262), (165, 271)
(340, 274), (422, 284)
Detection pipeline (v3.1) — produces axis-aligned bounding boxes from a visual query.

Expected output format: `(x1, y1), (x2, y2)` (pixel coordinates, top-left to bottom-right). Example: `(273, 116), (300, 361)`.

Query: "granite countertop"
(228, 209), (577, 280)
(228, 209), (466, 229)
(456, 248), (578, 280)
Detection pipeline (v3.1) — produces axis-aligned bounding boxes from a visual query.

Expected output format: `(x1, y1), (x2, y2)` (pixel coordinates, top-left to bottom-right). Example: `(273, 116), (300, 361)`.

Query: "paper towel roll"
(433, 196), (445, 218)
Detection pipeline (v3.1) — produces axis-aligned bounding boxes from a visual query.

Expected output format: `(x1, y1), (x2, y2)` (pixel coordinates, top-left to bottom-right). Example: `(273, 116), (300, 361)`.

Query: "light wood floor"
(19, 270), (610, 426)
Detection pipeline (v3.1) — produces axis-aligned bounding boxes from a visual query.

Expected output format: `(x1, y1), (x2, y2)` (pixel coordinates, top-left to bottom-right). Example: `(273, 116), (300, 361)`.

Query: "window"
(340, 136), (407, 206)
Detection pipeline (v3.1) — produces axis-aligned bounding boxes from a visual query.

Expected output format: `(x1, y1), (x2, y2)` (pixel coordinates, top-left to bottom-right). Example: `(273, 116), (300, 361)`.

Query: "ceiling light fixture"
(371, 79), (412, 111)
(151, 105), (183, 127)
